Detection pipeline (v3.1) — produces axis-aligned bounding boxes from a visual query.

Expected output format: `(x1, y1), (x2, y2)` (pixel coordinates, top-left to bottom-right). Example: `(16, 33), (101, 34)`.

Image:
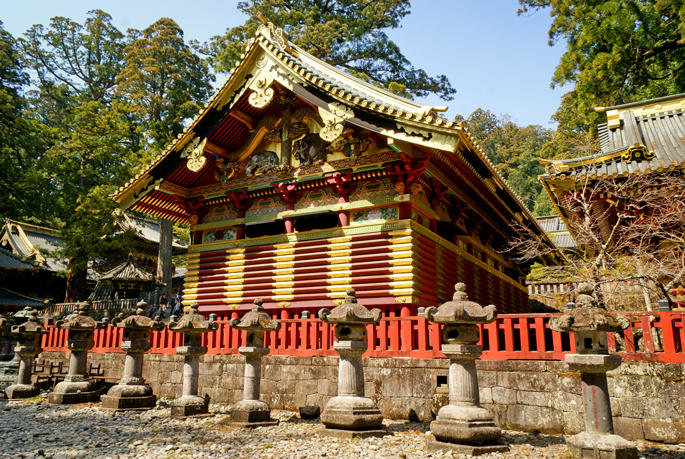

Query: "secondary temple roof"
(539, 93), (685, 181)
(111, 21), (559, 264)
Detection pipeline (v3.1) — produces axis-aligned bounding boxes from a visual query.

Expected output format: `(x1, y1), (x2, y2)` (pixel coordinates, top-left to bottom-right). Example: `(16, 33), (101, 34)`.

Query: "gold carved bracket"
(182, 137), (208, 172)
(248, 69), (275, 109)
(318, 102), (354, 142)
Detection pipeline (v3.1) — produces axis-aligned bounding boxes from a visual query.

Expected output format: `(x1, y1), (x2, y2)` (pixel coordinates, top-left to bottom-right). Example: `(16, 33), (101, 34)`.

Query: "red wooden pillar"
(236, 209), (246, 240)
(284, 203), (295, 234)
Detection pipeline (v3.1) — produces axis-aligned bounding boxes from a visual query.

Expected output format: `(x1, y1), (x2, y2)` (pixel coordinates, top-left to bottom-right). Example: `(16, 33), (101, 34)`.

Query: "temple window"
(293, 212), (339, 232)
(245, 220), (285, 238)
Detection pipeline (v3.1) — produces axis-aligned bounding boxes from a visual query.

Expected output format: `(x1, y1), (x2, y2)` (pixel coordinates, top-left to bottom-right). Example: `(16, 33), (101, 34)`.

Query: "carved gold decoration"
(318, 102), (354, 142)
(187, 138), (208, 172)
(214, 159), (242, 189)
(621, 142), (655, 162)
(327, 126), (371, 160)
(248, 71), (275, 108)
(256, 54), (269, 69)
(226, 304), (241, 310)
(257, 22), (291, 51)
(277, 301), (291, 308)
(180, 136), (201, 159)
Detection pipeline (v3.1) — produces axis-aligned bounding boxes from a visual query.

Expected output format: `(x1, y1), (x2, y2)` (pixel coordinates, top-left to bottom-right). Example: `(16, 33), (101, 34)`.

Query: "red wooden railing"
(41, 311), (685, 363)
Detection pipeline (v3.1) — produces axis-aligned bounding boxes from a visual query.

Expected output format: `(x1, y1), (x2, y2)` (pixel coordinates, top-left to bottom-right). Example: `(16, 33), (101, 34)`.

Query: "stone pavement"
(0, 398), (683, 459)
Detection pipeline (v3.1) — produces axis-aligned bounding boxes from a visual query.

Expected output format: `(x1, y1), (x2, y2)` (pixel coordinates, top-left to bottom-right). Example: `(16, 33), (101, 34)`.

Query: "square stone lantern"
(100, 301), (165, 411)
(318, 289), (385, 439)
(168, 303), (219, 416)
(4, 308), (48, 399)
(424, 283), (509, 456)
(229, 298), (281, 427)
(49, 302), (107, 404)
(550, 283), (637, 459)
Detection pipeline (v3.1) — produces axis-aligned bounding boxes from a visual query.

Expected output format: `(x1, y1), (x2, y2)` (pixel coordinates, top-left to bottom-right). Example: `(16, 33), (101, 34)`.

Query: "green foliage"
(199, 0), (455, 100)
(519, 0), (685, 155)
(464, 109), (553, 215)
(0, 22), (47, 222)
(118, 18), (214, 152)
(9, 11), (211, 300)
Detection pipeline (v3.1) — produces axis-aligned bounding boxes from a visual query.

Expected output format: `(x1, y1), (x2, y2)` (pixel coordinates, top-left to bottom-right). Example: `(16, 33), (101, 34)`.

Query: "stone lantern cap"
(550, 283), (630, 333)
(54, 302), (106, 331)
(424, 283), (497, 325)
(111, 300), (165, 331)
(10, 308), (47, 336)
(169, 302), (219, 334)
(318, 289), (382, 325)
(230, 299), (281, 332)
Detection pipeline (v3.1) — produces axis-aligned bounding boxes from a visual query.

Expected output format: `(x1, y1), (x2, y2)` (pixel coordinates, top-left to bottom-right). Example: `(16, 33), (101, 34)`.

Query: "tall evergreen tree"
(199, 0), (455, 100)
(463, 109), (554, 215)
(118, 18), (214, 153)
(0, 21), (46, 222)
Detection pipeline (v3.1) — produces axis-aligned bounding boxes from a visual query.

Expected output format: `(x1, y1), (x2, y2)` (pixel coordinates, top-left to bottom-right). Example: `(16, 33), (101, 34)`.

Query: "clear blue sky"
(1, 0), (568, 128)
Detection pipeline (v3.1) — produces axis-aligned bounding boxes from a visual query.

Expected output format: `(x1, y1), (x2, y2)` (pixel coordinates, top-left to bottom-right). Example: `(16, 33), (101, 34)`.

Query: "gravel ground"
(0, 398), (683, 459)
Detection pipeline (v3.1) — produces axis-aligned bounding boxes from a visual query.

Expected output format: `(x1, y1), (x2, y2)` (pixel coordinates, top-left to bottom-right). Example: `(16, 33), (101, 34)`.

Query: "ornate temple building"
(539, 93), (685, 232)
(112, 22), (560, 318)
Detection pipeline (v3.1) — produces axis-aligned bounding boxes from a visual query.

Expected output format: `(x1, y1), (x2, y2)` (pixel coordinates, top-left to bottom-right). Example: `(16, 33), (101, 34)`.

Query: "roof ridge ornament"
(256, 14), (292, 52)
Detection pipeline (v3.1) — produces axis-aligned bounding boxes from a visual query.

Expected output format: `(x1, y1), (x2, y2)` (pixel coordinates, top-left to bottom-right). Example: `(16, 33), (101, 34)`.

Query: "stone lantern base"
(101, 384), (156, 411)
(319, 396), (386, 439)
(49, 379), (100, 404)
(567, 432), (637, 459)
(427, 404), (509, 456)
(4, 383), (39, 399)
(230, 399), (279, 427)
(171, 395), (209, 417)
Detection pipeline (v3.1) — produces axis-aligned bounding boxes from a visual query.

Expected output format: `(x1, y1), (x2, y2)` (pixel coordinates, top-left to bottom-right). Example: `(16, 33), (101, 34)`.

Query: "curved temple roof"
(540, 93), (685, 181)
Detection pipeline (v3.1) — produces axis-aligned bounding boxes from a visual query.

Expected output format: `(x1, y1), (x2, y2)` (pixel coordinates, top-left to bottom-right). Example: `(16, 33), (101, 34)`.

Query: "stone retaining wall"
(38, 352), (685, 443)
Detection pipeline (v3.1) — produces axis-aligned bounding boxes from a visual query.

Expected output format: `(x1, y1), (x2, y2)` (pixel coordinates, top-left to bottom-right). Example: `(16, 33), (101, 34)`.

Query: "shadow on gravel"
(503, 431), (568, 447)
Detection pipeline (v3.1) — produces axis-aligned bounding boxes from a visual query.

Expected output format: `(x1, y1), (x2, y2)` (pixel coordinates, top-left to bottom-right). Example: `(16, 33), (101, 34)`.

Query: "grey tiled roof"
(536, 216), (568, 233)
(0, 287), (48, 308)
(97, 254), (154, 283)
(118, 214), (187, 250)
(543, 108), (685, 178)
(551, 232), (577, 249)
(0, 247), (38, 270)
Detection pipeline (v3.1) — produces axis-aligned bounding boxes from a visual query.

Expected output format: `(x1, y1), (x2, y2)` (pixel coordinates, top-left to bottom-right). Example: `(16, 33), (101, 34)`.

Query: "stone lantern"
(49, 302), (107, 404)
(229, 299), (280, 426)
(424, 283), (509, 455)
(318, 289), (385, 438)
(101, 300), (164, 411)
(168, 302), (219, 416)
(4, 308), (48, 399)
(550, 283), (636, 459)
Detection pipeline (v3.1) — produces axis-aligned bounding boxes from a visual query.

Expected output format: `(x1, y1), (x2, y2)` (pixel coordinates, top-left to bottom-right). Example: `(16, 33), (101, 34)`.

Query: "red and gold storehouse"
(112, 23), (561, 319)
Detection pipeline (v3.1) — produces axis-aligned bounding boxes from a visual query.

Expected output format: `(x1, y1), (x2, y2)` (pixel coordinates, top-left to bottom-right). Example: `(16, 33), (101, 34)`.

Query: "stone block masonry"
(38, 352), (685, 443)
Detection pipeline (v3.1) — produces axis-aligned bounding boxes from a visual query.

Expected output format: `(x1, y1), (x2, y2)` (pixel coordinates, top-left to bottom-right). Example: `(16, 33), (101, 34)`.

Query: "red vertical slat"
(659, 311), (676, 354)
(389, 319), (400, 351)
(366, 323), (376, 351)
(487, 320), (499, 353)
(519, 318), (530, 352)
(534, 317), (546, 352)
(504, 318), (514, 352)
(641, 316), (654, 353)
(417, 317), (428, 351)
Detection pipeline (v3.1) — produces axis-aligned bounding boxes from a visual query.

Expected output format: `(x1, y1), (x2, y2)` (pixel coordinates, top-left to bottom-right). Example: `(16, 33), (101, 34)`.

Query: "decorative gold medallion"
(186, 138), (208, 172)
